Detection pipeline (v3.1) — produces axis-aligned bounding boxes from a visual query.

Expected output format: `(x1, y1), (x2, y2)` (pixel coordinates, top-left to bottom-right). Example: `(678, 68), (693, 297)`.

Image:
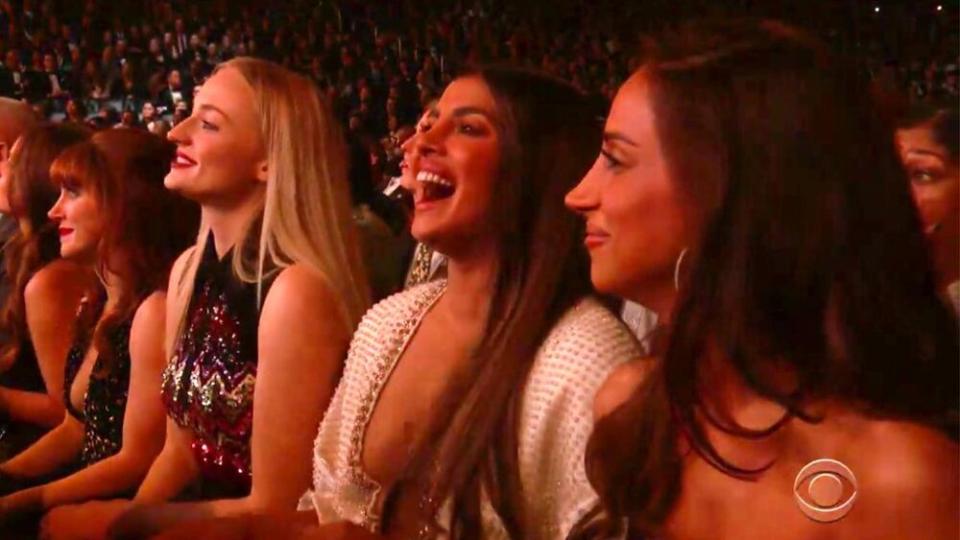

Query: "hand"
(40, 499), (131, 540)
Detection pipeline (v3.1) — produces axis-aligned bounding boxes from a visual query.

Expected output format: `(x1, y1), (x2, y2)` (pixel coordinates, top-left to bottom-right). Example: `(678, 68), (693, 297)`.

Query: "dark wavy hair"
(898, 101), (959, 163)
(0, 123), (91, 366)
(49, 128), (199, 370)
(581, 19), (959, 538)
(384, 66), (606, 538)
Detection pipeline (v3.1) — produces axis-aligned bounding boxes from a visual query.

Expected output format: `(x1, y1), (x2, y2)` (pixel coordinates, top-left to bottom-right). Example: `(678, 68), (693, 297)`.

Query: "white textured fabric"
(298, 281), (641, 539)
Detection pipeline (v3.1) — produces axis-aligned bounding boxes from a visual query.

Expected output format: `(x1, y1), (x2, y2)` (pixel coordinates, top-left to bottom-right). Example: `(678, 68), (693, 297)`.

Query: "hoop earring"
(673, 248), (688, 292)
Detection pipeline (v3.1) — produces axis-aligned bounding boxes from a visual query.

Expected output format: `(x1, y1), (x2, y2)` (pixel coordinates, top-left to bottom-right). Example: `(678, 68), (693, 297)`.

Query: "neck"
(441, 241), (498, 324)
(202, 192), (264, 258)
(633, 279), (677, 327)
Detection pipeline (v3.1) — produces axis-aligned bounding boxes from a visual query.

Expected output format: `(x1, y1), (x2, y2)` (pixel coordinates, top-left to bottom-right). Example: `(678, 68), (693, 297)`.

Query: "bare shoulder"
(857, 419), (958, 492)
(24, 258), (89, 304)
(263, 264), (339, 313)
(593, 357), (655, 421)
(131, 291), (167, 340)
(260, 264), (349, 340)
(851, 418), (959, 537)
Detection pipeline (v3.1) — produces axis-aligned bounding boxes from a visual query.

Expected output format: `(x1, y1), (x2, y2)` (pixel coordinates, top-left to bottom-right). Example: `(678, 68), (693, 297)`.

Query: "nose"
(565, 158), (602, 214)
(166, 115), (191, 145)
(48, 191), (66, 221)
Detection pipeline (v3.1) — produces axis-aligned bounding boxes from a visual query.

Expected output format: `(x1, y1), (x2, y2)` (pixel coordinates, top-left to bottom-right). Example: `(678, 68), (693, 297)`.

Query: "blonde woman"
(41, 57), (370, 539)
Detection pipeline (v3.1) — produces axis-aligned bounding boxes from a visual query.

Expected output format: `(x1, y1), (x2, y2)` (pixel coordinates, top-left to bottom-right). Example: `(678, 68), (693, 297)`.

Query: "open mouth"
(171, 151), (197, 169)
(416, 170), (456, 202)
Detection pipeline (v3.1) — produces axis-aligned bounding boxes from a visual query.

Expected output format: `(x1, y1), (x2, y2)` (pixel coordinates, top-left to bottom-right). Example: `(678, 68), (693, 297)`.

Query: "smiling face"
(897, 121), (960, 284)
(164, 66), (267, 208)
(402, 76), (501, 256)
(565, 71), (695, 310)
(897, 124), (959, 238)
(47, 174), (104, 263)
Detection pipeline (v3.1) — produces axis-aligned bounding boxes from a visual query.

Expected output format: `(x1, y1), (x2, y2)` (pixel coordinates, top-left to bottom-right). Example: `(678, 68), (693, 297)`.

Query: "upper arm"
(24, 261), (89, 399)
(517, 307), (644, 538)
(117, 291), (168, 460)
(592, 358), (653, 422)
(248, 265), (351, 509)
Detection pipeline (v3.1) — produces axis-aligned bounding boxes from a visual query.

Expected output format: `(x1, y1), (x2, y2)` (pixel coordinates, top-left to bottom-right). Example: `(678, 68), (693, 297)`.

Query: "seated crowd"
(0, 2), (955, 540)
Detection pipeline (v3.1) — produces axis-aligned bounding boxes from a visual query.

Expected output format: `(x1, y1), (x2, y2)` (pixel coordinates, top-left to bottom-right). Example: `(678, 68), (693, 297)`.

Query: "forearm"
(0, 386), (64, 427)
(133, 442), (198, 504)
(109, 497), (253, 540)
(0, 421), (81, 478)
(38, 449), (155, 510)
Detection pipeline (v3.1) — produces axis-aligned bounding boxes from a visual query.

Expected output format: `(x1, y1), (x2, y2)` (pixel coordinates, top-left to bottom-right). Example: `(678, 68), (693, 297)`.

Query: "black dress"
(62, 320), (133, 465)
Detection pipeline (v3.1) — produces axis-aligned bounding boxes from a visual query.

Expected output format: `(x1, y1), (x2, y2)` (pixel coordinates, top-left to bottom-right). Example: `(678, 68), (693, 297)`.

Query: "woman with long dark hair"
(0, 129), (198, 526)
(565, 20), (959, 539)
(0, 124), (93, 445)
(296, 66), (639, 539)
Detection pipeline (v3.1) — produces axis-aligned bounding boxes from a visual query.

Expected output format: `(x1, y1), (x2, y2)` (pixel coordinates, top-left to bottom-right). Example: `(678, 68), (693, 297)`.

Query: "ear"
(255, 159), (268, 184)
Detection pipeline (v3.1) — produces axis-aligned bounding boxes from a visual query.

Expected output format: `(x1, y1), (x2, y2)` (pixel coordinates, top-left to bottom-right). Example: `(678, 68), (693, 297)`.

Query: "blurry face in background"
(897, 123), (960, 283)
(565, 71), (695, 306)
(165, 67), (266, 208)
(0, 138), (21, 214)
(47, 176), (104, 263)
(402, 76), (500, 257)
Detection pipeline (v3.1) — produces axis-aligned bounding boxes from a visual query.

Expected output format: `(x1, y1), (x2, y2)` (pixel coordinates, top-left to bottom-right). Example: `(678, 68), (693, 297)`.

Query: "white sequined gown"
(299, 280), (642, 539)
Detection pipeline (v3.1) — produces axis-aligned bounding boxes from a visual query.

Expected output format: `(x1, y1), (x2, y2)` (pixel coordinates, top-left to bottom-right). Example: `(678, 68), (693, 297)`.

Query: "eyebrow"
(905, 149), (946, 161)
(197, 103), (230, 121)
(427, 106), (496, 122)
(603, 131), (638, 147)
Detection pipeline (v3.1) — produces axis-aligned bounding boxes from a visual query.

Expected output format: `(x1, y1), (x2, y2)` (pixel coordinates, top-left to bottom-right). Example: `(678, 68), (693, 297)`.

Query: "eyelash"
(909, 168), (939, 184)
(201, 120), (219, 131)
(601, 149), (622, 169)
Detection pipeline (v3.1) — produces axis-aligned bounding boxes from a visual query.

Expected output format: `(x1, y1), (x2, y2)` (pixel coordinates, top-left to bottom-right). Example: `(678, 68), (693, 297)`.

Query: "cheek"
(912, 182), (960, 225)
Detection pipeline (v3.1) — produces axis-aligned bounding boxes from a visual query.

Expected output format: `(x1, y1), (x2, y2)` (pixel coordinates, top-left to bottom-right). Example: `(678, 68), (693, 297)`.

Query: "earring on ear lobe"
(674, 247), (688, 292)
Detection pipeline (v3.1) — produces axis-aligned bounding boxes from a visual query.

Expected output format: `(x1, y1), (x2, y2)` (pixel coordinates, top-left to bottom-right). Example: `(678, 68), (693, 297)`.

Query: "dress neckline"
(348, 280), (447, 527)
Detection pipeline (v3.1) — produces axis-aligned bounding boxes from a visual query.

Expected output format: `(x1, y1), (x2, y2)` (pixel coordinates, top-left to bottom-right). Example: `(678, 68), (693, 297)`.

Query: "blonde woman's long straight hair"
(166, 57), (371, 358)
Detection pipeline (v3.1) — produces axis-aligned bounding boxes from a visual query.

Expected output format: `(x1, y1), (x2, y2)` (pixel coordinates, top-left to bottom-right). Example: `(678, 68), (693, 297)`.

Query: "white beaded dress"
(298, 280), (642, 539)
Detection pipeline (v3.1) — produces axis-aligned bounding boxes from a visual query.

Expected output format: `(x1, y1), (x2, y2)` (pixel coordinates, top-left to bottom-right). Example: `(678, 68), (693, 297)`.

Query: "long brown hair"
(49, 128), (199, 369)
(390, 67), (605, 539)
(583, 19), (959, 538)
(0, 123), (91, 366)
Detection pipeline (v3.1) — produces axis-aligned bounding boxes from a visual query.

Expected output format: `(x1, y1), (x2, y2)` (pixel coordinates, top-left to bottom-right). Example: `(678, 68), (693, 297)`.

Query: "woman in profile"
(164, 66), (641, 540)
(896, 102), (959, 312)
(42, 57), (370, 538)
(565, 19), (959, 540)
(0, 124), (93, 454)
(0, 129), (198, 530)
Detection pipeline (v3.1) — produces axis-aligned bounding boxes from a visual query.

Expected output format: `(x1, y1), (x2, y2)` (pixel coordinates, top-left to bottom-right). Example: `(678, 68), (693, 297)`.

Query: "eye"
(201, 119), (219, 131)
(601, 149), (623, 170)
(457, 121), (482, 135)
(909, 169), (938, 184)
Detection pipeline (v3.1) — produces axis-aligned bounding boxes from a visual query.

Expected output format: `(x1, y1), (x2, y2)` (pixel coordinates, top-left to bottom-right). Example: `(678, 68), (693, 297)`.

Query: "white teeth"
(416, 170), (453, 187)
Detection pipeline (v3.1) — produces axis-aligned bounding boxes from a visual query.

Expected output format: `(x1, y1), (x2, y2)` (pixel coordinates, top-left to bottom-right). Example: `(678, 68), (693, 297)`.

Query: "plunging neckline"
(349, 280), (446, 525)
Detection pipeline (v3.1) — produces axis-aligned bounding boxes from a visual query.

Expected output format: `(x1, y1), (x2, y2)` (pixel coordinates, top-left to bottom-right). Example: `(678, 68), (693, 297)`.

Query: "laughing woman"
(42, 57), (370, 539)
(0, 129), (198, 529)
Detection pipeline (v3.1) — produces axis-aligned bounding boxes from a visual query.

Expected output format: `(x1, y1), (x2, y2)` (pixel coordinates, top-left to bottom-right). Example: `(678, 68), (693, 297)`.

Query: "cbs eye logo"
(793, 458), (858, 523)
